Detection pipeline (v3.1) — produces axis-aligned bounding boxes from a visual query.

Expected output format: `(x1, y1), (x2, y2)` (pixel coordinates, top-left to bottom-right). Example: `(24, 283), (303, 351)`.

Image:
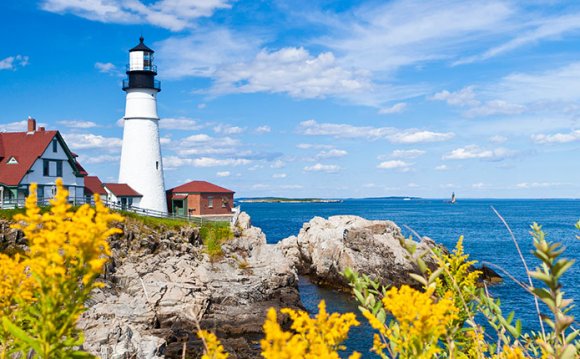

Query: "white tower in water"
(119, 37), (167, 213)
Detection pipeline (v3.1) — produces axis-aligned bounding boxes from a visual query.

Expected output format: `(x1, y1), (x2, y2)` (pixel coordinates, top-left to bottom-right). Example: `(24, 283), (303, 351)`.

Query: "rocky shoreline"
(0, 212), (500, 358)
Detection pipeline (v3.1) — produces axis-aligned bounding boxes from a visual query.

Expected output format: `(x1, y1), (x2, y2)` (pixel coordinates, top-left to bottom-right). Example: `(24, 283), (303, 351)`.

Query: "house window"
(208, 196), (214, 208)
(43, 159), (63, 177)
(43, 159), (49, 176)
(56, 161), (62, 177)
(7, 157), (18, 165)
(52, 138), (58, 153)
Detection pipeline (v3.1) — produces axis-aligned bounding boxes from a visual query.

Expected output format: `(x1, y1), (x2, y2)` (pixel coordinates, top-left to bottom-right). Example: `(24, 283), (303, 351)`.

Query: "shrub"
(199, 222), (232, 258)
(0, 179), (122, 358)
(198, 222), (579, 359)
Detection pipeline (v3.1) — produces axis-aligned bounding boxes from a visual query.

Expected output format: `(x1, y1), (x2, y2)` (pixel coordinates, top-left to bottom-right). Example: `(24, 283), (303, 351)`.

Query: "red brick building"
(166, 181), (235, 216)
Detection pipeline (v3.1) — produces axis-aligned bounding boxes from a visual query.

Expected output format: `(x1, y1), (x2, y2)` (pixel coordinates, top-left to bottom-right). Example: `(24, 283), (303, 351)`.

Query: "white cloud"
(0, 55), (29, 71)
(435, 164), (449, 171)
(516, 182), (565, 189)
(177, 133), (239, 156)
(216, 171), (230, 177)
(377, 160), (412, 171)
(160, 137), (172, 145)
(489, 135), (508, 144)
(320, 1), (512, 73)
(531, 130), (580, 144)
(95, 62), (118, 75)
(280, 184), (303, 189)
(272, 173), (287, 179)
(270, 160), (285, 169)
(389, 130), (454, 144)
(210, 47), (372, 100)
(163, 156), (251, 168)
(431, 86), (479, 107)
(472, 182), (487, 189)
(57, 120), (98, 129)
(316, 149), (347, 159)
(443, 145), (517, 161)
(41, 0), (232, 31)
(297, 143), (334, 150)
(494, 62), (580, 104)
(455, 13), (580, 65)
(0, 120), (46, 132)
(464, 100), (526, 118)
(378, 102), (407, 114)
(255, 125), (271, 134)
(62, 133), (122, 150)
(81, 154), (120, 164)
(298, 119), (454, 144)
(390, 149), (426, 159)
(304, 163), (341, 173)
(159, 117), (202, 130)
(213, 124), (244, 135)
(431, 86), (526, 117)
(156, 29), (260, 79)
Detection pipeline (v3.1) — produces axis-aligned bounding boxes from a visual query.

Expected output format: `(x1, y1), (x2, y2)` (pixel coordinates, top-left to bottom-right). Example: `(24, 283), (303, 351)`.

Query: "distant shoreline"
(238, 198), (342, 203)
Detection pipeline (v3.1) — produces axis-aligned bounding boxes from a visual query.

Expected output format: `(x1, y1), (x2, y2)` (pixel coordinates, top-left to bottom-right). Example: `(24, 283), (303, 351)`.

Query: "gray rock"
(277, 215), (438, 289)
(77, 214), (301, 359)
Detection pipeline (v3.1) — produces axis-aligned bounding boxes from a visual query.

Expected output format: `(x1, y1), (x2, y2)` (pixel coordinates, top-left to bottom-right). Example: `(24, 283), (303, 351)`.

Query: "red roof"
(103, 183), (142, 197)
(0, 130), (58, 186)
(84, 176), (107, 196)
(168, 180), (234, 194)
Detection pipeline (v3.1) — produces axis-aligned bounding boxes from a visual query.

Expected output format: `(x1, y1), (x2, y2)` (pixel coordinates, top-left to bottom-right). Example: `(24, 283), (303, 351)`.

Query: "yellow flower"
(2, 179), (123, 357)
(492, 345), (527, 359)
(198, 330), (229, 359)
(381, 285), (458, 358)
(261, 300), (360, 359)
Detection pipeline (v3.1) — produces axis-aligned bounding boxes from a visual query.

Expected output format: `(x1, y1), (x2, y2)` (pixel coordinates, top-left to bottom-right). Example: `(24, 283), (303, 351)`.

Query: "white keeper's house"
(0, 118), (87, 208)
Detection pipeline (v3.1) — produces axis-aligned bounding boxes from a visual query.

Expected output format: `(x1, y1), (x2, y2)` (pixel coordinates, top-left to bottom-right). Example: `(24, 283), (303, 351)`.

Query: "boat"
(450, 192), (456, 204)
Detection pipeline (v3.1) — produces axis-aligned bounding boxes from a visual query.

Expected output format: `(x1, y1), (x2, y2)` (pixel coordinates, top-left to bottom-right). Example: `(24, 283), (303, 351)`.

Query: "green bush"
(199, 222), (232, 258)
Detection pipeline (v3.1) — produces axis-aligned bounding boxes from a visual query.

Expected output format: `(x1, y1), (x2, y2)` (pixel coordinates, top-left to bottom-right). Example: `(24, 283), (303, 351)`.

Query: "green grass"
(199, 222), (232, 258)
(118, 210), (195, 229)
(0, 206), (55, 221)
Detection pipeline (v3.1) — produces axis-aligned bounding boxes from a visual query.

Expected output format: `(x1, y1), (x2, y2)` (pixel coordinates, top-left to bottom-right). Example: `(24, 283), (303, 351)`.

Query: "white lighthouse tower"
(118, 37), (167, 213)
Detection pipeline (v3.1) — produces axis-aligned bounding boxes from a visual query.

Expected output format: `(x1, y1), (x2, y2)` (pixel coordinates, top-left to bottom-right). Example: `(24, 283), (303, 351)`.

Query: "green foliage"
(199, 222), (232, 258)
(119, 210), (193, 229)
(344, 221), (579, 358)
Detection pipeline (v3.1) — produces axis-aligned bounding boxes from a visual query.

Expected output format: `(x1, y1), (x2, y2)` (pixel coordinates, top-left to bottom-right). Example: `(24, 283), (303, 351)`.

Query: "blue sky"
(1, 0), (580, 198)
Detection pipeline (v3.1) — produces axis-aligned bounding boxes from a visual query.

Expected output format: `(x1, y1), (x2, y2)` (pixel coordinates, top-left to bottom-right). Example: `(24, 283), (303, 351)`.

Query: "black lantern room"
(122, 37), (161, 92)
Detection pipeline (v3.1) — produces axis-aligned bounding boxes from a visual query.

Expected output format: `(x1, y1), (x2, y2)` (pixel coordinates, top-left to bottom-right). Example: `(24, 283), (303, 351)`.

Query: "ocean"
(241, 198), (580, 356)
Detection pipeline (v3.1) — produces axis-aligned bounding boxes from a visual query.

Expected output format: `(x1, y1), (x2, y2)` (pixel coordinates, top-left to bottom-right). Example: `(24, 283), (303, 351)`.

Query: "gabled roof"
(167, 180), (234, 194)
(0, 130), (57, 186)
(84, 176), (107, 196)
(75, 161), (88, 176)
(0, 130), (84, 187)
(104, 183), (142, 197)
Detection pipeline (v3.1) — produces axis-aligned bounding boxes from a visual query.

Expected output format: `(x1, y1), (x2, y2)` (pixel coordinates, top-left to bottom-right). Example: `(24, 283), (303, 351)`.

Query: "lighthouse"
(118, 37), (167, 214)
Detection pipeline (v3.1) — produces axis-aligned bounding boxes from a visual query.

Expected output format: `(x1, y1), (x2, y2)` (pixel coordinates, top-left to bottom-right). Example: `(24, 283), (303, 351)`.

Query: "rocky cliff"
(277, 215), (440, 289)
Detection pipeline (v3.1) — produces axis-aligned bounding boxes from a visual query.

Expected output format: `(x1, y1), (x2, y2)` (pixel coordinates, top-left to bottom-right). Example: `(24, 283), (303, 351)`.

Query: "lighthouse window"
(156, 161), (159, 170)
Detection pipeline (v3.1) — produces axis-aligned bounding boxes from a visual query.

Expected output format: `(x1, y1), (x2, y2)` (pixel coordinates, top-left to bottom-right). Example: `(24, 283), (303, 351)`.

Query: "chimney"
(38, 127), (45, 132)
(27, 116), (36, 132)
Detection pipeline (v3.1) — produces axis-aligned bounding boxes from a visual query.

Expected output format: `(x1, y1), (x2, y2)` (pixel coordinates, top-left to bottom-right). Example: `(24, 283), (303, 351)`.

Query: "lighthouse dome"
(130, 36), (154, 53)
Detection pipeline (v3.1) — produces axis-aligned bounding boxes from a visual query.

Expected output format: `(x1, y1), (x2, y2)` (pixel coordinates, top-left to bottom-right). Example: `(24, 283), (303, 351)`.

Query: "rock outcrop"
(76, 214), (301, 359)
(277, 215), (439, 289)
